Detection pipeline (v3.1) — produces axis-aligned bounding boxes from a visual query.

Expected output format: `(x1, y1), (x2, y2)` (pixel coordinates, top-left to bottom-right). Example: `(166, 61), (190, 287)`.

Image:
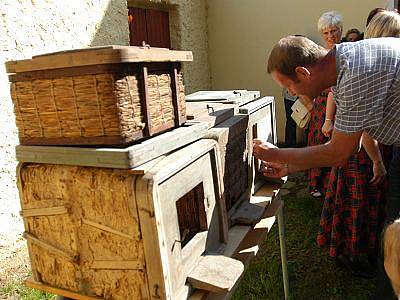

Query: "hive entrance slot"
(176, 183), (208, 248)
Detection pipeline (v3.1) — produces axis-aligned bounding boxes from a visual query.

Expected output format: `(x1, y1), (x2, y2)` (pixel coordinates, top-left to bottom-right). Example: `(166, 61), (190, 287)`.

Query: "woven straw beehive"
(6, 46), (192, 146)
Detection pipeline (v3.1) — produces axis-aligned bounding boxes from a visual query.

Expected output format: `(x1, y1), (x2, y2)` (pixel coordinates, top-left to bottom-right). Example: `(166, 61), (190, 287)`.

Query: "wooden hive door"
(128, 7), (171, 48)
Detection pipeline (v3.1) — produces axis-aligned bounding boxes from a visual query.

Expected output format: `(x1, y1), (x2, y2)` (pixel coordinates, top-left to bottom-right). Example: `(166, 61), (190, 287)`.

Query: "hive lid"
(5, 45), (193, 73)
(185, 90), (260, 104)
(238, 96), (274, 114)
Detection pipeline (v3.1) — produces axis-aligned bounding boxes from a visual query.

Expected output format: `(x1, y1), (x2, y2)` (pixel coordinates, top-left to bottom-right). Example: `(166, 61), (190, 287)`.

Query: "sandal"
(310, 189), (322, 198)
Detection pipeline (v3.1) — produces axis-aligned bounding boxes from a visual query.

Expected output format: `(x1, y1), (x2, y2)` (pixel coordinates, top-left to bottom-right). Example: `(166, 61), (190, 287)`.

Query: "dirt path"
(0, 184), (30, 287)
(0, 118), (30, 287)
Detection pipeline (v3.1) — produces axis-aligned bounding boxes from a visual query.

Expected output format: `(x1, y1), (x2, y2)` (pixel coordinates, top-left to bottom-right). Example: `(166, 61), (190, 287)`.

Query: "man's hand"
(259, 161), (289, 178)
(253, 139), (278, 162)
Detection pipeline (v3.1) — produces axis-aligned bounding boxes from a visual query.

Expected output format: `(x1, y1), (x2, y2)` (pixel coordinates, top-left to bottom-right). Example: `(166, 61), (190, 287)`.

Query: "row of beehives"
(7, 46), (276, 299)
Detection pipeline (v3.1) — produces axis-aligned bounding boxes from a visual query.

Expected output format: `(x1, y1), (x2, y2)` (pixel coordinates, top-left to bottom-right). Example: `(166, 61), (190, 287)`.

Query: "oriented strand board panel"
(18, 163), (149, 299)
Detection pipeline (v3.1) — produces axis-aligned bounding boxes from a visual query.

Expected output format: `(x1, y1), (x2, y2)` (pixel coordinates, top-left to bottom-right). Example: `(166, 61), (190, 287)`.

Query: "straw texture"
(10, 70), (185, 145)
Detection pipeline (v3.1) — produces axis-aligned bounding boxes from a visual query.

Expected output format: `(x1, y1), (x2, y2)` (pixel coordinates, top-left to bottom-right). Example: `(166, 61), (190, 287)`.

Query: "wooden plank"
(129, 7), (148, 46)
(136, 138), (227, 299)
(91, 260), (144, 270)
(8, 63), (141, 82)
(171, 64), (183, 127)
(5, 45), (193, 73)
(185, 90), (260, 104)
(15, 122), (208, 169)
(20, 206), (68, 217)
(19, 132), (144, 147)
(141, 64), (152, 136)
(146, 9), (171, 48)
(230, 175), (276, 226)
(25, 277), (101, 300)
(136, 176), (168, 299)
(209, 147), (229, 244)
(23, 232), (79, 264)
(186, 101), (238, 129)
(190, 183), (283, 300)
(143, 139), (219, 182)
(82, 218), (140, 240)
(155, 153), (223, 295)
(16, 163), (40, 281)
(187, 255), (244, 294)
(238, 96), (274, 115)
(223, 225), (251, 258)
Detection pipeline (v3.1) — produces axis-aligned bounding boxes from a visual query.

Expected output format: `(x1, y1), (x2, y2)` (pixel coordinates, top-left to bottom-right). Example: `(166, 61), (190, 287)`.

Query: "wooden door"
(128, 7), (171, 48)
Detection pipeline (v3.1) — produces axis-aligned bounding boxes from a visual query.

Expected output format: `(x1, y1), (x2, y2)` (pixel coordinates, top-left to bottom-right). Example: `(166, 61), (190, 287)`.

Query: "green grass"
(233, 173), (376, 300)
(0, 280), (54, 300)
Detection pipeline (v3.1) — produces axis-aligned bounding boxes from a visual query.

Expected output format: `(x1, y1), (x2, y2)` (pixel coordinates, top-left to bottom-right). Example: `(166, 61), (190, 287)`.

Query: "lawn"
(233, 173), (376, 300)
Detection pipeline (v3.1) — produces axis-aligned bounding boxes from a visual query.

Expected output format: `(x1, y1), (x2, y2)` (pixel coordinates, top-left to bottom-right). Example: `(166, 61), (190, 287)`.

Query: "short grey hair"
(317, 11), (343, 33)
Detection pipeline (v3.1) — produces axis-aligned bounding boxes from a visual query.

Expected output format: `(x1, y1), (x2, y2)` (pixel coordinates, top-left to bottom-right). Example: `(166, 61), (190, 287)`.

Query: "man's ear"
(295, 66), (311, 79)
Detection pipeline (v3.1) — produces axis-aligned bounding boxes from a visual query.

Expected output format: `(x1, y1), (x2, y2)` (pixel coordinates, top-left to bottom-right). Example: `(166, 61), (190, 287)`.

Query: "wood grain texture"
(25, 277), (101, 300)
(187, 255), (244, 293)
(5, 45), (193, 73)
(16, 122), (208, 169)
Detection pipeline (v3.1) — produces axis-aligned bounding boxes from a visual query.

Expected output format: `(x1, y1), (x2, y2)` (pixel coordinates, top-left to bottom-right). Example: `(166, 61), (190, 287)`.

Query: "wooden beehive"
(239, 96), (277, 193)
(17, 139), (241, 300)
(189, 92), (276, 215)
(204, 115), (251, 212)
(6, 45), (192, 146)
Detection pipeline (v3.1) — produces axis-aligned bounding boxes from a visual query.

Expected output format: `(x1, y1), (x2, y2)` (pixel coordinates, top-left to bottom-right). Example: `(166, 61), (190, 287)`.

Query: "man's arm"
(253, 128), (362, 172)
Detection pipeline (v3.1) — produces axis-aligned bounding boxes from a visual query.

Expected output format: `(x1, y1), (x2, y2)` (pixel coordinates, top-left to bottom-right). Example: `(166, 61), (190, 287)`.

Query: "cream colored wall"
(207, 0), (391, 143)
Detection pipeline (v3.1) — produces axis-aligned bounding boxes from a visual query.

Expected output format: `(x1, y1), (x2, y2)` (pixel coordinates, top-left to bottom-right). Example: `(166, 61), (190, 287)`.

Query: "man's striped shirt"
(332, 37), (400, 145)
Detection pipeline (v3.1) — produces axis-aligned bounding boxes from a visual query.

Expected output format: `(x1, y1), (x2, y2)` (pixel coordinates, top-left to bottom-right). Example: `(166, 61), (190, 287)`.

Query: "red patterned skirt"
(317, 148), (387, 258)
(307, 90), (331, 195)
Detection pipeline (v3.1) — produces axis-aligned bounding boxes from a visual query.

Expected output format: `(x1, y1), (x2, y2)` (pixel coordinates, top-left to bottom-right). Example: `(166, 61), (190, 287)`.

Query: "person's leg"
(374, 146), (400, 300)
(284, 99), (297, 147)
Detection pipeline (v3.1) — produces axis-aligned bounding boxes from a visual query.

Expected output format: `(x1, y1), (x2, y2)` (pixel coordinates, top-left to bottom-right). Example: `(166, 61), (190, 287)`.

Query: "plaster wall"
(0, 0), (129, 245)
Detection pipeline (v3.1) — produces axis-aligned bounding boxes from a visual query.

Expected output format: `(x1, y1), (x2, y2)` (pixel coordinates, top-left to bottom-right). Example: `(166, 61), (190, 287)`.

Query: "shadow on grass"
(233, 173), (376, 300)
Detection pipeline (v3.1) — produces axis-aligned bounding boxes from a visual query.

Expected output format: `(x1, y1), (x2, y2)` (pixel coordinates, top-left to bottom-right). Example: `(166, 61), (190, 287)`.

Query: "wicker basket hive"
(18, 139), (230, 300)
(6, 45), (192, 146)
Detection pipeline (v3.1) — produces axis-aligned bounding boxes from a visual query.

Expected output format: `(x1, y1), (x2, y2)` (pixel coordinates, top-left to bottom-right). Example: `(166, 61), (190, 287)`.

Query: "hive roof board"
(5, 45), (193, 73)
